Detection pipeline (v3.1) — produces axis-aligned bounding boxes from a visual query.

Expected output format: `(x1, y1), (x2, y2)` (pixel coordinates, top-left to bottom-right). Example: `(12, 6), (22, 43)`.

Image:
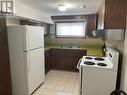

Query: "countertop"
(44, 45), (102, 56)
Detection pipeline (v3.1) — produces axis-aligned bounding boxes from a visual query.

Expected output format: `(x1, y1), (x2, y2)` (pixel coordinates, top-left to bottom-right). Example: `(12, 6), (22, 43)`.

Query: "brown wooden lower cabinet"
(45, 49), (51, 74)
(45, 48), (86, 73)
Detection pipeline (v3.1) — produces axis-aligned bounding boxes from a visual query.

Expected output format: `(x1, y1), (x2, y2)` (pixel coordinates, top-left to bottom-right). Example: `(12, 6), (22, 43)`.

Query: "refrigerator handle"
(28, 53), (31, 73)
(25, 28), (30, 51)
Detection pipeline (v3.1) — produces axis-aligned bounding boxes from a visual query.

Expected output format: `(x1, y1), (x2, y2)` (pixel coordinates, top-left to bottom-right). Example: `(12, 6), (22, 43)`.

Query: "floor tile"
(33, 70), (79, 95)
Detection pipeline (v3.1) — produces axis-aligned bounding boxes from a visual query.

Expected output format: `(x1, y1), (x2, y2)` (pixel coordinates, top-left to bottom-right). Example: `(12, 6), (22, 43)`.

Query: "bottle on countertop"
(102, 42), (106, 56)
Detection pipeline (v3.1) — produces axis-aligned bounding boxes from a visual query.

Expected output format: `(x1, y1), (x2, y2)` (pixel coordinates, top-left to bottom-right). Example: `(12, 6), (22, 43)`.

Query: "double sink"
(60, 45), (80, 49)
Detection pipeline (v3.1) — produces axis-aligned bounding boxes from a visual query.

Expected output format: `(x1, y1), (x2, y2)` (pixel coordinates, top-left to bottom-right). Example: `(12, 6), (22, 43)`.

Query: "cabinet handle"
(77, 59), (82, 69)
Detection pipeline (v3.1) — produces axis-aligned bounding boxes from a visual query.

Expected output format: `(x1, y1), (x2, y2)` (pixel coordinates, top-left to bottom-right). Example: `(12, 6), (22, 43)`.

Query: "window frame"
(55, 21), (87, 38)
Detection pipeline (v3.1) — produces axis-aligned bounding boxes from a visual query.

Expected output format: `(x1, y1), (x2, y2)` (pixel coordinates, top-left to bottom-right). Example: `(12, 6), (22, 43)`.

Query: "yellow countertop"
(44, 45), (102, 57)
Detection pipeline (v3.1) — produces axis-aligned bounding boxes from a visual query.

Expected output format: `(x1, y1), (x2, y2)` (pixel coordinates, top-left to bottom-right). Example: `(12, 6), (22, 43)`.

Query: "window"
(56, 22), (87, 38)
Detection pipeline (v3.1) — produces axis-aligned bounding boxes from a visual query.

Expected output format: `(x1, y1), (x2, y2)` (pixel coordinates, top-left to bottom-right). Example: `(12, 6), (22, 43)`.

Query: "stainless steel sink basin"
(60, 45), (80, 49)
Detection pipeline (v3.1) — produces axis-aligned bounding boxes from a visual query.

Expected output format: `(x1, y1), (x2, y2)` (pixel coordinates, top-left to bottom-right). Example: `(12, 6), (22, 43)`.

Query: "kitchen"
(0, 0), (127, 95)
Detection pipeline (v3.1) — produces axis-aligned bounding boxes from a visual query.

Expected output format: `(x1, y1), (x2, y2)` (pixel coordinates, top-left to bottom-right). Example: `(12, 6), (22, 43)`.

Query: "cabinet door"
(50, 49), (66, 70)
(45, 50), (50, 74)
(43, 24), (50, 35)
(73, 51), (85, 71)
(57, 51), (74, 71)
(105, 0), (126, 29)
(98, 0), (126, 29)
(50, 49), (86, 72)
(86, 15), (98, 38)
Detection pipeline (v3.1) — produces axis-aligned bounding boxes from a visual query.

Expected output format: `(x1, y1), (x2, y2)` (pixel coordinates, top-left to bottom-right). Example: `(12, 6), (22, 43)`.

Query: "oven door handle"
(77, 59), (82, 69)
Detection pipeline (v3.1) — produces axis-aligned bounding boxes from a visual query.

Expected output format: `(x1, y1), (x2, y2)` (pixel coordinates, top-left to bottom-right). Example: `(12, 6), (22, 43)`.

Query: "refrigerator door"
(24, 26), (44, 51)
(25, 48), (45, 94)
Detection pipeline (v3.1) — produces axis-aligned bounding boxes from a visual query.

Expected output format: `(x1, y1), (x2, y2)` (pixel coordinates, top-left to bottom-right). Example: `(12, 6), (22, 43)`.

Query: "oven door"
(81, 67), (117, 95)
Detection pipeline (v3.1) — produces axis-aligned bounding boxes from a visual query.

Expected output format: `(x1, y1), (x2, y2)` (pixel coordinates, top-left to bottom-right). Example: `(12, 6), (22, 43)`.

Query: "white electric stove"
(79, 56), (113, 69)
(77, 46), (119, 95)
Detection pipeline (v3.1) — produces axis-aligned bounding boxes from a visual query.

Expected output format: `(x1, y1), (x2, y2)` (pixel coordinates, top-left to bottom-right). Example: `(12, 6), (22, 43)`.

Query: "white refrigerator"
(7, 25), (45, 95)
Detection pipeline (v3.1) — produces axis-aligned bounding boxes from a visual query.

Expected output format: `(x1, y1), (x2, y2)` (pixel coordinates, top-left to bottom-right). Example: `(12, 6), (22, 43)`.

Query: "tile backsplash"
(45, 35), (104, 46)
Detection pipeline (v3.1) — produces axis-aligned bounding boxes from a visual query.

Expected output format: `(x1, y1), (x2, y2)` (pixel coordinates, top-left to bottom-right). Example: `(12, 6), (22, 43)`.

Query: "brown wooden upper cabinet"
(98, 0), (126, 29)
(43, 24), (50, 35)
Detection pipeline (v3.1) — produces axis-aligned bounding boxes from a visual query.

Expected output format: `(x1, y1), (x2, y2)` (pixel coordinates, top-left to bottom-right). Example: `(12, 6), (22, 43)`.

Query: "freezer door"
(24, 26), (44, 51)
(25, 48), (45, 94)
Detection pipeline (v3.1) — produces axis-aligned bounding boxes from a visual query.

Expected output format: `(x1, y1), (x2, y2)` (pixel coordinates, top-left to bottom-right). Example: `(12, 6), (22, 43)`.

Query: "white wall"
(14, 1), (53, 24)
(0, 0), (53, 23)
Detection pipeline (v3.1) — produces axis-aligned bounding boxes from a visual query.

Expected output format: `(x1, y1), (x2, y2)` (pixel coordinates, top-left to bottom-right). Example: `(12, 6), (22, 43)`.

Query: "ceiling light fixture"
(80, 5), (86, 9)
(58, 5), (66, 11)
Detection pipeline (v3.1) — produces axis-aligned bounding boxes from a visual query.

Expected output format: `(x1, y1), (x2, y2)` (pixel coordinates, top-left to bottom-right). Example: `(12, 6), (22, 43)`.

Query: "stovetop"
(80, 56), (113, 69)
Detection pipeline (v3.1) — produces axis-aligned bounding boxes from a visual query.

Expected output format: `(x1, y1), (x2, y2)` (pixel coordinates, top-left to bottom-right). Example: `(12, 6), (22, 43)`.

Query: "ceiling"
(17, 0), (103, 16)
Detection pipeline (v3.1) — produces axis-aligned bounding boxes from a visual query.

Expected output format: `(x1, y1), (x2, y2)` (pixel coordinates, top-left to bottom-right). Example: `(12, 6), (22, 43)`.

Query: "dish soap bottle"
(102, 42), (106, 56)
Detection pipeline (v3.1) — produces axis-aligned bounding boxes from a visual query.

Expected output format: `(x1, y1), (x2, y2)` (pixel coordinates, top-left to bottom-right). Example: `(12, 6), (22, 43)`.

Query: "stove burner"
(84, 61), (95, 65)
(94, 57), (105, 61)
(97, 63), (107, 67)
(85, 57), (93, 59)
